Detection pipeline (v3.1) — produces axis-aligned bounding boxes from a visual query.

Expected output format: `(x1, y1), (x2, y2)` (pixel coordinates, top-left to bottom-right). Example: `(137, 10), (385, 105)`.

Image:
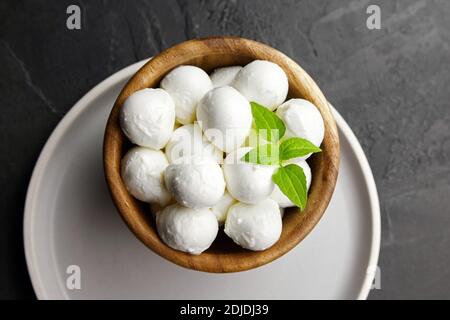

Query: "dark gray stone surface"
(0, 0), (449, 299)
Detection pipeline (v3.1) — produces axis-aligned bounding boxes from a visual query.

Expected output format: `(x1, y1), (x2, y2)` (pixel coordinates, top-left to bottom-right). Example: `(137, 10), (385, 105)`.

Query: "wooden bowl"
(103, 36), (340, 273)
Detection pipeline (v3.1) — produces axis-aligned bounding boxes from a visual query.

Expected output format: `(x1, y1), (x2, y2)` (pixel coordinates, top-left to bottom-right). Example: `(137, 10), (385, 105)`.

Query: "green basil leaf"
(250, 101), (286, 142)
(272, 164), (308, 210)
(241, 143), (280, 165)
(279, 137), (321, 161)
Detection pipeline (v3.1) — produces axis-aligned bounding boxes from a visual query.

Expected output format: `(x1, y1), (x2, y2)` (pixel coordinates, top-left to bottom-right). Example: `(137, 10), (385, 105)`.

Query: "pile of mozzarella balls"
(120, 60), (325, 255)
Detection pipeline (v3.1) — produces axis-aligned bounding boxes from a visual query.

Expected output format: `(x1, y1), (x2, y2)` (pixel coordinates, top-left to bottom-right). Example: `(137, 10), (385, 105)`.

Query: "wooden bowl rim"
(103, 36), (340, 273)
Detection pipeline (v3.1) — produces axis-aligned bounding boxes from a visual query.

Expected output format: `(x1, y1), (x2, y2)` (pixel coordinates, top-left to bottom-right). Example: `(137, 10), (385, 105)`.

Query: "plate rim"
(23, 59), (380, 300)
(331, 108), (381, 299)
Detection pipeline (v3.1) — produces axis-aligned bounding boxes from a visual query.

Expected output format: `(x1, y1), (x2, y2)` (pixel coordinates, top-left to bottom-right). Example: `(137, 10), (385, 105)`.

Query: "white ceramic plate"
(24, 60), (380, 300)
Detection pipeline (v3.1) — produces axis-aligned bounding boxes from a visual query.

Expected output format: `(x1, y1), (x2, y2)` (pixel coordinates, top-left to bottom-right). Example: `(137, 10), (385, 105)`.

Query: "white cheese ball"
(270, 159), (312, 208)
(165, 124), (223, 164)
(211, 191), (236, 226)
(164, 156), (225, 209)
(232, 60), (288, 111)
(149, 198), (176, 221)
(121, 147), (172, 205)
(197, 86), (252, 152)
(223, 147), (276, 204)
(160, 65), (213, 124)
(224, 199), (282, 251)
(120, 88), (175, 149)
(276, 99), (325, 160)
(210, 66), (242, 88)
(156, 204), (218, 255)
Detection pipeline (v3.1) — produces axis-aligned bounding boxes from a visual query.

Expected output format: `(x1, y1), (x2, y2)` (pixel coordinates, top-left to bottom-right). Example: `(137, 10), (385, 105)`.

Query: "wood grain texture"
(103, 36), (340, 273)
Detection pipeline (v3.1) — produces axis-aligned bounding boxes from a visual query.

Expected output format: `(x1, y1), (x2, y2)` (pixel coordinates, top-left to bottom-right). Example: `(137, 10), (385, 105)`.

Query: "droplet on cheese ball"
(232, 60), (288, 111)
(120, 88), (175, 149)
(121, 147), (172, 205)
(160, 65), (213, 124)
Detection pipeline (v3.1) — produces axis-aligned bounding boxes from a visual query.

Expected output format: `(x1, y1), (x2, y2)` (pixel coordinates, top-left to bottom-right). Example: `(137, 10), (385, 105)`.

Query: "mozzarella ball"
(232, 60), (288, 111)
(270, 159), (312, 208)
(165, 124), (223, 164)
(120, 88), (175, 149)
(121, 147), (172, 205)
(223, 147), (276, 204)
(149, 197), (177, 221)
(164, 156), (225, 209)
(276, 99), (325, 160)
(157, 204), (218, 255)
(210, 66), (242, 88)
(197, 86), (252, 152)
(160, 65), (213, 124)
(224, 199), (282, 251)
(211, 191), (236, 226)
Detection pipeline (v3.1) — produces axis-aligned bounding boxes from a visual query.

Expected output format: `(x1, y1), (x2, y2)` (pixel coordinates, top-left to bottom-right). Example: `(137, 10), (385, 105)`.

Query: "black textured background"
(1, 0), (449, 299)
